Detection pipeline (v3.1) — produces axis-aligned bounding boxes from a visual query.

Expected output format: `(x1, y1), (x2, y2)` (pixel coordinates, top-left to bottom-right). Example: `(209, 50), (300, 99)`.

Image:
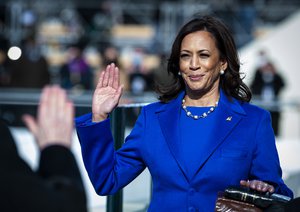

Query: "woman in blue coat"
(76, 16), (293, 211)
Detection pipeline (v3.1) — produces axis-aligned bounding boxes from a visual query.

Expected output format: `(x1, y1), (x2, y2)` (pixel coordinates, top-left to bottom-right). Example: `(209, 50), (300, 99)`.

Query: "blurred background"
(0, 0), (300, 211)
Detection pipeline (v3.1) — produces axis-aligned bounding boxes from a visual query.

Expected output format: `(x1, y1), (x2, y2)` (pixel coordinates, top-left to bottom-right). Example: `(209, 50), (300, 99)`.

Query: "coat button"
(189, 188), (195, 195)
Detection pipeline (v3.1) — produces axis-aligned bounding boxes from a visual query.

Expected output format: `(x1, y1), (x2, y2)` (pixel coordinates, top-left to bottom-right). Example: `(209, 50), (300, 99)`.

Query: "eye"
(180, 53), (190, 59)
(199, 53), (209, 58)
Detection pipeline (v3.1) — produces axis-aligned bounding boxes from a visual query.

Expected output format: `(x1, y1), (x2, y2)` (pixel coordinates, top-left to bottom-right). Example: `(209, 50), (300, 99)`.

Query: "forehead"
(181, 30), (217, 50)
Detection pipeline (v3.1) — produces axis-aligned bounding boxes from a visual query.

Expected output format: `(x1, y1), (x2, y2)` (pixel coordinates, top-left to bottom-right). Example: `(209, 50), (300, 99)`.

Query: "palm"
(93, 86), (120, 114)
(92, 63), (123, 121)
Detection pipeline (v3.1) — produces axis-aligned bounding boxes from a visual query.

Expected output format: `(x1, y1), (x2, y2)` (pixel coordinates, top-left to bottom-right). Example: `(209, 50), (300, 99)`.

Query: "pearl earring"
(220, 70), (225, 75)
(178, 72), (181, 76)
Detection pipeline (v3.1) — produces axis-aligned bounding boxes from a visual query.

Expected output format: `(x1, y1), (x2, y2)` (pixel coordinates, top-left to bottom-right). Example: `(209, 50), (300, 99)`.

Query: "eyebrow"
(180, 49), (210, 53)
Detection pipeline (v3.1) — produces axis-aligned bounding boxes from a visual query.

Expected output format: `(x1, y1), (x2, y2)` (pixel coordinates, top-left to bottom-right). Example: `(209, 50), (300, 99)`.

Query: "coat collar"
(156, 90), (246, 182)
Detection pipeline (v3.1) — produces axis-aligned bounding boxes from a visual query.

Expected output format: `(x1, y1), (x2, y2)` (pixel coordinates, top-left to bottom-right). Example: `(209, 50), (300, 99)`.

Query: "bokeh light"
(7, 46), (22, 60)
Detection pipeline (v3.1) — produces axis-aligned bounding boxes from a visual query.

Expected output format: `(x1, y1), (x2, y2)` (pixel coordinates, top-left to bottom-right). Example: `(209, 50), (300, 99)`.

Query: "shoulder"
(142, 101), (166, 113)
(221, 92), (269, 118)
(240, 101), (270, 117)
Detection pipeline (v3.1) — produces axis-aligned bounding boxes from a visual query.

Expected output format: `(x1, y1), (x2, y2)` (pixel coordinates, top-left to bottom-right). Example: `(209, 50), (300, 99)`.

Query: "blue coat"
(76, 91), (293, 211)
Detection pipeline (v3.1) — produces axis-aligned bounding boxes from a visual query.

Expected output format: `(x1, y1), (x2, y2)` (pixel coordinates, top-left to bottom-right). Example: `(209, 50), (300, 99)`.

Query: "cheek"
(179, 61), (187, 71)
(208, 69), (221, 82)
(179, 57), (193, 68)
(204, 60), (219, 70)
(207, 62), (221, 75)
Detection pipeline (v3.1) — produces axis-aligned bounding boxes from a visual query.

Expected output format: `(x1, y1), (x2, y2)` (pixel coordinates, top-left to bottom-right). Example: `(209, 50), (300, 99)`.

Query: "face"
(179, 30), (227, 97)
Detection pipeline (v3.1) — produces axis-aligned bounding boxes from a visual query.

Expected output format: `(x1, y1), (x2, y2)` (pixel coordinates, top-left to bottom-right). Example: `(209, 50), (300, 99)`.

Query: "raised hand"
(23, 85), (74, 150)
(92, 63), (123, 122)
(240, 179), (275, 193)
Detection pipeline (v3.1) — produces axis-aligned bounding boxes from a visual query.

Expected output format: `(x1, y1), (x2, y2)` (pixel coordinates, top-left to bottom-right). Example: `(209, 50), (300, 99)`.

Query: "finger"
(48, 86), (59, 119)
(64, 101), (74, 147)
(268, 185), (275, 193)
(22, 114), (38, 137)
(37, 86), (50, 124)
(102, 64), (110, 87)
(256, 183), (263, 191)
(115, 84), (124, 102)
(249, 180), (259, 190)
(54, 88), (67, 119)
(250, 180), (267, 192)
(112, 66), (120, 89)
(66, 101), (75, 126)
(96, 70), (105, 88)
(40, 85), (50, 103)
(259, 182), (268, 192)
(243, 179), (257, 190)
(63, 90), (74, 124)
(108, 63), (115, 87)
(261, 183), (275, 193)
(240, 180), (249, 187)
(261, 186), (268, 192)
(117, 84), (123, 95)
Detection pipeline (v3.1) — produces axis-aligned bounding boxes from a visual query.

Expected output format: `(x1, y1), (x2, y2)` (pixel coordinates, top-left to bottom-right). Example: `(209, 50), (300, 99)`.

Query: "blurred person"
(60, 42), (92, 90)
(250, 50), (285, 136)
(8, 34), (50, 88)
(0, 38), (9, 87)
(5, 35), (51, 126)
(129, 47), (154, 94)
(75, 16), (292, 211)
(0, 85), (87, 212)
(102, 46), (120, 66)
(153, 53), (173, 88)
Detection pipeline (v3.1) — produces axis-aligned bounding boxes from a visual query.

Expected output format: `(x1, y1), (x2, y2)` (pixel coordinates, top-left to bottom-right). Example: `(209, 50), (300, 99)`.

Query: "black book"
(224, 186), (291, 209)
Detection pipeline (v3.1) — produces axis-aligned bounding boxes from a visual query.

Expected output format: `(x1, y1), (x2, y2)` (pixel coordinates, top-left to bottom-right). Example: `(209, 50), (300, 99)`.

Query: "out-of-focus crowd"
(0, 35), (172, 95)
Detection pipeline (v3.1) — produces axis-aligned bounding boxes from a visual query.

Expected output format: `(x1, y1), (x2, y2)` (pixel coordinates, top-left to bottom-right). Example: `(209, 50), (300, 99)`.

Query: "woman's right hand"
(92, 63), (123, 122)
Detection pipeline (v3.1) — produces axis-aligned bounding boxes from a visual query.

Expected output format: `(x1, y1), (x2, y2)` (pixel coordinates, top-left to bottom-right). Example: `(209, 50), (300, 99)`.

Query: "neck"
(184, 88), (220, 107)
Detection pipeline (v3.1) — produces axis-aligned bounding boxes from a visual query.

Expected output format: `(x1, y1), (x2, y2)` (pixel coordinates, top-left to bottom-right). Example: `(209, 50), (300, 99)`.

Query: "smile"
(189, 74), (204, 81)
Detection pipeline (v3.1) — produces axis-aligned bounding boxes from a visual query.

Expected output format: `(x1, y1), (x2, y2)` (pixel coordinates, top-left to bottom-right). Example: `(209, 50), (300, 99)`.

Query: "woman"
(76, 16), (292, 211)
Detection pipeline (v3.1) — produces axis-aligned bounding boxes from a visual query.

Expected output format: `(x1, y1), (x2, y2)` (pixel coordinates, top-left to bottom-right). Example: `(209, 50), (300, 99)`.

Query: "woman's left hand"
(240, 180), (275, 193)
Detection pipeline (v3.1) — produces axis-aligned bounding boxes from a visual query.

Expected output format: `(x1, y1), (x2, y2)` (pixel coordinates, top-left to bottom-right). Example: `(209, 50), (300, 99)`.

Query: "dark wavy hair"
(157, 15), (252, 103)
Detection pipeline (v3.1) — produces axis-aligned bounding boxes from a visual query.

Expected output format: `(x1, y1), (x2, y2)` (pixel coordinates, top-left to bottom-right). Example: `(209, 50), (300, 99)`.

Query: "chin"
(186, 83), (204, 91)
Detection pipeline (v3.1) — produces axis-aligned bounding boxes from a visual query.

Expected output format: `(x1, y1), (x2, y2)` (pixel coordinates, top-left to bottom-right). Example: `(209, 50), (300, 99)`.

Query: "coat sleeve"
(37, 145), (87, 212)
(249, 111), (293, 198)
(75, 111), (146, 195)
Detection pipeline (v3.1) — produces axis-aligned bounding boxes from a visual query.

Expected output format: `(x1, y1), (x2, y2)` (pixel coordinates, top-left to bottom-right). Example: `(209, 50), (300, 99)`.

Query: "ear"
(220, 59), (228, 71)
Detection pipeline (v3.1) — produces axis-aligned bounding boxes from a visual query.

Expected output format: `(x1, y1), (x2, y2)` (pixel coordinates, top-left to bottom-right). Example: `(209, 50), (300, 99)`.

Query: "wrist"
(92, 113), (108, 123)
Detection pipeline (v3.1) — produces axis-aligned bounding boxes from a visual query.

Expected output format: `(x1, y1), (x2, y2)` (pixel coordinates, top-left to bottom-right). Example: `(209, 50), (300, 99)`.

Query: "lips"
(189, 74), (204, 81)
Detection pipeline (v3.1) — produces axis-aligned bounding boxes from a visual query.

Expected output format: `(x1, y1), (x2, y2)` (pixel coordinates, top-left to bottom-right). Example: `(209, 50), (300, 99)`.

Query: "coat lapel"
(156, 92), (190, 181)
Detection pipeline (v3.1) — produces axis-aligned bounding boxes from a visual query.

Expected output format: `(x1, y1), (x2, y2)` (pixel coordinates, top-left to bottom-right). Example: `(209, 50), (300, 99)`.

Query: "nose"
(190, 56), (200, 70)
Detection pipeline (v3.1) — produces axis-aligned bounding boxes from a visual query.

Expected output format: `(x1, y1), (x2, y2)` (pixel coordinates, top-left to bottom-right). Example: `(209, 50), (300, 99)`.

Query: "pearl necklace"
(182, 99), (218, 120)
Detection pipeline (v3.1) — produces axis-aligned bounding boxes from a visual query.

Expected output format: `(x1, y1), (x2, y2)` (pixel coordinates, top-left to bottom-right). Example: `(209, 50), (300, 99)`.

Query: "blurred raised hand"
(23, 85), (74, 150)
(92, 63), (123, 122)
